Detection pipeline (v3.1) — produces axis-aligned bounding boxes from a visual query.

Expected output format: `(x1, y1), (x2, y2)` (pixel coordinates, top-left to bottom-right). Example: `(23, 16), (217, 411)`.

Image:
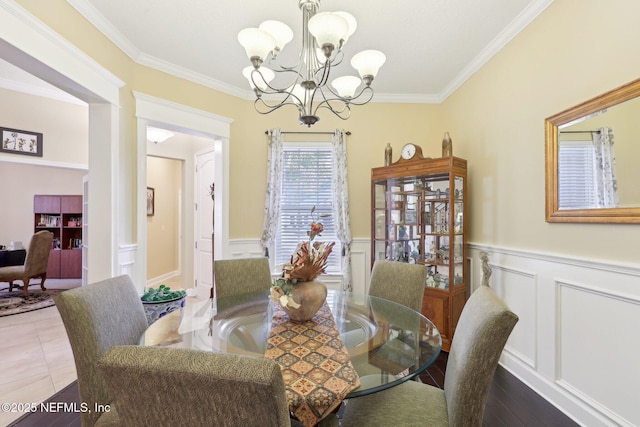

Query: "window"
(558, 141), (596, 209)
(274, 143), (342, 274)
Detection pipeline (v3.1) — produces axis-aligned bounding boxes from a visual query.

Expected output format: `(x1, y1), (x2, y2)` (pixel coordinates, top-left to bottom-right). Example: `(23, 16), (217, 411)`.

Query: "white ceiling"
(65, 0), (552, 103)
(0, 1), (553, 104)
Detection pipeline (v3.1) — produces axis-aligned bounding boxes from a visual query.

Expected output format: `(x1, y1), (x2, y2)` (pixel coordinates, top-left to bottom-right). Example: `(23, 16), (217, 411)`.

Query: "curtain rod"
(264, 130), (351, 135)
(559, 130), (600, 133)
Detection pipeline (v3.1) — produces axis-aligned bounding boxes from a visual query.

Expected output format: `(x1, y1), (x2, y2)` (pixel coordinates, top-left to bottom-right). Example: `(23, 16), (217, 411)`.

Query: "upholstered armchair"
(0, 230), (53, 298)
(341, 286), (519, 427)
(98, 345), (295, 427)
(54, 274), (148, 426)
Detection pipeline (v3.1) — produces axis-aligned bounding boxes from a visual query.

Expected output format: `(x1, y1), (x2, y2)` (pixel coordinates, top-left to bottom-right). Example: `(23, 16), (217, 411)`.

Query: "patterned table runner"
(265, 302), (361, 427)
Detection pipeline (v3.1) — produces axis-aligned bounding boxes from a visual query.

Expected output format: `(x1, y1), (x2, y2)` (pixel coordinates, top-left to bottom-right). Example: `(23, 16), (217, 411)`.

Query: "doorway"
(143, 120), (222, 298)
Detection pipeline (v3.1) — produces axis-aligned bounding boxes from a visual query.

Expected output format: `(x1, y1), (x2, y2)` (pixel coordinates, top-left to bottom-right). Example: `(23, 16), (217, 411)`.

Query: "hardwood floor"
(11, 351), (578, 426)
(419, 352), (579, 427)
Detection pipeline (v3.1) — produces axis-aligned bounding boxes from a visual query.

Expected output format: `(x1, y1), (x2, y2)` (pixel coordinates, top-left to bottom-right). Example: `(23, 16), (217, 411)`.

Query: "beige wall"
(0, 87), (87, 166)
(8, 0), (640, 261)
(0, 86), (87, 247)
(9, 0), (640, 264)
(440, 0), (640, 263)
(146, 156), (181, 279)
(0, 162), (85, 247)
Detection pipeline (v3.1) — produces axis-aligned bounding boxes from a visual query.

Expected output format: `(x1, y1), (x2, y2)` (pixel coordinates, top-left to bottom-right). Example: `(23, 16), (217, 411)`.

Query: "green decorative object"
(141, 285), (186, 325)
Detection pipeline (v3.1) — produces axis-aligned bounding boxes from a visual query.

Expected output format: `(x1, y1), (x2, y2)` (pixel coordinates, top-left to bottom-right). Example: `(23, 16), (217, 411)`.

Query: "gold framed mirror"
(545, 77), (640, 223)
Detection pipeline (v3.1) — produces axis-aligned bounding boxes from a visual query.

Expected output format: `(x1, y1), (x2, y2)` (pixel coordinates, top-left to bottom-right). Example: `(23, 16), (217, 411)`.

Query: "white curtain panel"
(592, 127), (619, 208)
(260, 129), (284, 256)
(331, 129), (353, 292)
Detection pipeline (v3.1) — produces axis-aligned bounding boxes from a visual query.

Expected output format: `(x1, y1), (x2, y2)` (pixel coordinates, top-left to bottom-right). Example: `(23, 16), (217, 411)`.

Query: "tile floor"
(0, 276), (191, 426)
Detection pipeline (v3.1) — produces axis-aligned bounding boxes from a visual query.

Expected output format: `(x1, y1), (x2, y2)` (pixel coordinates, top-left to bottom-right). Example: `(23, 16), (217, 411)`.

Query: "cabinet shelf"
(371, 155), (467, 351)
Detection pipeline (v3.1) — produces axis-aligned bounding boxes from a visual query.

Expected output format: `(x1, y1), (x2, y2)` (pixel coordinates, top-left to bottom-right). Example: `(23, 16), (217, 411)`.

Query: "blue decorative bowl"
(142, 295), (186, 325)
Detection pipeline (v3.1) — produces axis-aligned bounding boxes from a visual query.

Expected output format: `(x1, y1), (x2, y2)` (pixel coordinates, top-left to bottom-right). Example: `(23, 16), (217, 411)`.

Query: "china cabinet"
(371, 155), (467, 350)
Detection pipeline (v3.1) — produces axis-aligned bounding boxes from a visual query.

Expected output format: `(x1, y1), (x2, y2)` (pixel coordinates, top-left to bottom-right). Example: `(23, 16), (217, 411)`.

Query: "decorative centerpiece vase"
(280, 280), (327, 322)
(270, 206), (335, 323)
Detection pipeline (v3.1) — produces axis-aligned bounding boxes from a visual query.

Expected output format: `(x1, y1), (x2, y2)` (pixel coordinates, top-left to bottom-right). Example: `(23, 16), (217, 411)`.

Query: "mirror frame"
(545, 77), (640, 223)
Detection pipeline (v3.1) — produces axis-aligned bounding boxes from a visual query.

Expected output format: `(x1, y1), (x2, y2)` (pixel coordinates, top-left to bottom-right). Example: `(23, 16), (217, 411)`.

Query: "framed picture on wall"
(146, 187), (155, 216)
(0, 126), (43, 157)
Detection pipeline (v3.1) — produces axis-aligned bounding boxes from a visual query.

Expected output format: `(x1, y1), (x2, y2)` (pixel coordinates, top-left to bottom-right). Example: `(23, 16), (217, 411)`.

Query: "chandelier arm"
(342, 87), (375, 106)
(315, 84), (375, 108)
(316, 101), (352, 120)
(306, 87), (349, 117)
(316, 60), (332, 88)
(254, 97), (305, 116)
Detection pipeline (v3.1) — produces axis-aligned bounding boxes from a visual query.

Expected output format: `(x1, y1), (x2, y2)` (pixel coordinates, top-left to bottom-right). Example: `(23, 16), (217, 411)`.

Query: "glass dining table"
(139, 290), (442, 398)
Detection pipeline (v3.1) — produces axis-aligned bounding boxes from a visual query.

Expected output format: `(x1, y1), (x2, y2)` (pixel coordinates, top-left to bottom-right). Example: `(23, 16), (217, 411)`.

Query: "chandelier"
(238, 0), (386, 126)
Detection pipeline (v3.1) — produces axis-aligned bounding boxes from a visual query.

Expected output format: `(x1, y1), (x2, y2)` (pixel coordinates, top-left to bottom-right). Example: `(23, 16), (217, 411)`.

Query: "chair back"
(368, 260), (427, 312)
(444, 286), (519, 427)
(98, 345), (292, 427)
(214, 257), (272, 298)
(24, 230), (53, 277)
(54, 274), (148, 426)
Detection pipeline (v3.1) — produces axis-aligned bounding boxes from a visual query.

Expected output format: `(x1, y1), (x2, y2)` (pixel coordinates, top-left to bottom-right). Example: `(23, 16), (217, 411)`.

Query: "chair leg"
(40, 274), (47, 291)
(22, 278), (30, 298)
(9, 281), (14, 292)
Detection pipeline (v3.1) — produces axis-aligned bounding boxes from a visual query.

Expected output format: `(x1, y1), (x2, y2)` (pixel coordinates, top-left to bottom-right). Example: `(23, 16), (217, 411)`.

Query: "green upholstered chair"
(97, 345), (295, 427)
(368, 260), (427, 312)
(213, 257), (272, 298)
(0, 230), (53, 297)
(54, 274), (148, 426)
(341, 286), (519, 427)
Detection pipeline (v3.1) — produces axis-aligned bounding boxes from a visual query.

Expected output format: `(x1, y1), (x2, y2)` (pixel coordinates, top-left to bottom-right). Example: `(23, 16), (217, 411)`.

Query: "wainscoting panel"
(491, 264), (537, 369)
(556, 280), (640, 426)
(118, 244), (137, 288)
(470, 244), (640, 427)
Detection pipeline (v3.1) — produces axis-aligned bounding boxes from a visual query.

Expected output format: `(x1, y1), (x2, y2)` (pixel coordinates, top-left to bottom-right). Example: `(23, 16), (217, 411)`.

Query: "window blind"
(558, 142), (596, 209)
(274, 145), (341, 274)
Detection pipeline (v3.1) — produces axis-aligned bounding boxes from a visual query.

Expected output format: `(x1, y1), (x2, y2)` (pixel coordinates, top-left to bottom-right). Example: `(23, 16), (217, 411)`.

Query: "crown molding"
(68, 0), (554, 105)
(438, 0), (554, 102)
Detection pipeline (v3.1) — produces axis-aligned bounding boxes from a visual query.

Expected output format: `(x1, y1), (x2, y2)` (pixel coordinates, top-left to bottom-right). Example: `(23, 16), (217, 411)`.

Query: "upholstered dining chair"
(368, 260), (427, 312)
(97, 345), (296, 427)
(0, 230), (53, 298)
(214, 257), (272, 298)
(340, 285), (519, 427)
(54, 274), (148, 426)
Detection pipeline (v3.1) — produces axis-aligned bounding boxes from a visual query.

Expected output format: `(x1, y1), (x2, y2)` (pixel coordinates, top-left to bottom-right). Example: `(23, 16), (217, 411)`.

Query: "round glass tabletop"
(139, 290), (441, 398)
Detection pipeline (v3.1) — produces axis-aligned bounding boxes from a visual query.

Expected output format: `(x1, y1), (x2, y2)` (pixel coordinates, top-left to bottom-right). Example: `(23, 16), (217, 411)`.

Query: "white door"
(194, 149), (215, 299)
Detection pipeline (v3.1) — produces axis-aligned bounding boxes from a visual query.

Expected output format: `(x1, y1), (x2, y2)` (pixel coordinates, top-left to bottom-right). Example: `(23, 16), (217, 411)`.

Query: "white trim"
(133, 91), (233, 138)
(133, 92), (232, 294)
(0, 156), (87, 170)
(0, 0), (124, 105)
(468, 241), (640, 277)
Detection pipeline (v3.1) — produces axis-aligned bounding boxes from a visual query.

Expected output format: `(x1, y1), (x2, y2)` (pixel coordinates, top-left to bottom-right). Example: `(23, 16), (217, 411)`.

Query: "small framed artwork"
(146, 187), (155, 216)
(0, 127), (43, 157)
